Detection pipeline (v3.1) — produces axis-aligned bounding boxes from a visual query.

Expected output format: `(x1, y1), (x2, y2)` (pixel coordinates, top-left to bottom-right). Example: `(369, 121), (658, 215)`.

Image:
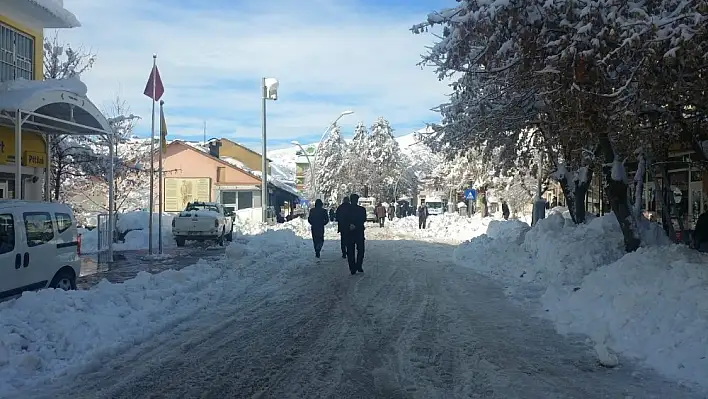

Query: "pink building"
(157, 141), (299, 214)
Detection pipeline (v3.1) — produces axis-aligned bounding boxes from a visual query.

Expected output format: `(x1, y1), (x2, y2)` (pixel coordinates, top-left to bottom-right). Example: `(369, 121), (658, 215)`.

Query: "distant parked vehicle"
(358, 197), (377, 222)
(425, 197), (445, 216)
(171, 202), (234, 247)
(0, 200), (81, 300)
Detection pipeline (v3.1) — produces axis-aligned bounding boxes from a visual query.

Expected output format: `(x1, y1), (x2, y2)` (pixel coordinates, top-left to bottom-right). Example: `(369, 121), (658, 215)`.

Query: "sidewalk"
(78, 247), (225, 289)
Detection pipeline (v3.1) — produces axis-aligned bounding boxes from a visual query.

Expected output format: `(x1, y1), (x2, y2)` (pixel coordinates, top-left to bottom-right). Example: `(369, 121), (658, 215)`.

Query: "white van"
(0, 200), (81, 300)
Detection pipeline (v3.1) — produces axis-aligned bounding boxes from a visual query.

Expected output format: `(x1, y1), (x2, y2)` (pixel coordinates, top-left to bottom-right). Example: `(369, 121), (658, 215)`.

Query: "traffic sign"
(464, 189), (476, 201)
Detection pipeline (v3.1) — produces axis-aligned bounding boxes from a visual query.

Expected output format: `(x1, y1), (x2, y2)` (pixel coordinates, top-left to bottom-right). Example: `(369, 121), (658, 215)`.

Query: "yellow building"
(208, 138), (271, 174)
(0, 0), (111, 200)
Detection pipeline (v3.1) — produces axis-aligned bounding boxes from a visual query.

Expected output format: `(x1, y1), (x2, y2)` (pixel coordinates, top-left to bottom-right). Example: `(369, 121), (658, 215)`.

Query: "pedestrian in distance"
(345, 193), (367, 275)
(336, 196), (351, 259)
(307, 199), (329, 258)
(502, 200), (510, 220)
(375, 202), (387, 228)
(387, 203), (395, 221)
(418, 203), (429, 229)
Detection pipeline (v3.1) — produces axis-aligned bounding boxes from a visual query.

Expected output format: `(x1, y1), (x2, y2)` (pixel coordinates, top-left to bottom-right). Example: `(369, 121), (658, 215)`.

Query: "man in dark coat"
(693, 210), (708, 252)
(307, 199), (329, 258)
(387, 203), (395, 221)
(335, 197), (351, 258)
(418, 203), (429, 229)
(345, 193), (367, 274)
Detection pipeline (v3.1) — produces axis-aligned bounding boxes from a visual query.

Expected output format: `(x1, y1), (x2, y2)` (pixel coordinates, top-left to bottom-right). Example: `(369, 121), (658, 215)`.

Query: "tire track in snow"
(20, 238), (706, 399)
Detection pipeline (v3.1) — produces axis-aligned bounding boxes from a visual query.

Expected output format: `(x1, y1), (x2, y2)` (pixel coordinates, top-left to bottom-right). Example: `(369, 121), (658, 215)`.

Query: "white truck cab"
(172, 202), (234, 247)
(424, 197), (445, 215)
(0, 200), (81, 300)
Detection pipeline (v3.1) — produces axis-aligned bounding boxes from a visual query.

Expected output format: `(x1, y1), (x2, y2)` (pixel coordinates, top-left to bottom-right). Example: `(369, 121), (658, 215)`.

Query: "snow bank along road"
(23, 238), (700, 398)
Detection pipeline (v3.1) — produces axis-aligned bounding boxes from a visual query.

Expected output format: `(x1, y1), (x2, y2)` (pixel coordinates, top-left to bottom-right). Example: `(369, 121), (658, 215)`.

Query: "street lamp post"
(291, 141), (314, 200)
(261, 77), (279, 223)
(310, 110), (354, 200)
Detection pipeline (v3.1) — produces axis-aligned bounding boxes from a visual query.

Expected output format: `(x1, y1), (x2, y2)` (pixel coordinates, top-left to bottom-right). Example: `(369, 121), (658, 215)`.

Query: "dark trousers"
(340, 232), (348, 256)
(419, 218), (427, 229)
(312, 232), (324, 253)
(379, 217), (385, 227)
(346, 233), (365, 272)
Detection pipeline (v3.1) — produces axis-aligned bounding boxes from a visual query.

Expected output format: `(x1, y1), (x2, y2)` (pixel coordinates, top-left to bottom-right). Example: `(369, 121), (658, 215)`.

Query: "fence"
(96, 213), (111, 256)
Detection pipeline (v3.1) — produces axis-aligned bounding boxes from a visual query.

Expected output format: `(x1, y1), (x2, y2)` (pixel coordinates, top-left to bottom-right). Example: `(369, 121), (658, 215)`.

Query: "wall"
(161, 144), (261, 203)
(0, 9), (44, 80)
(219, 139), (270, 174)
(0, 128), (47, 167)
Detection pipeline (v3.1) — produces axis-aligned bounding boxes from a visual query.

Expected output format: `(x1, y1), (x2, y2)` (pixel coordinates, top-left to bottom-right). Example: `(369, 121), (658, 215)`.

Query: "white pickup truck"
(172, 202), (234, 247)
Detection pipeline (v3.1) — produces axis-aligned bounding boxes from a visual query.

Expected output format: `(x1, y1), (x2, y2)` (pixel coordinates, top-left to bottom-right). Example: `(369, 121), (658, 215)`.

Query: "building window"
(0, 23), (34, 82)
(238, 191), (253, 210)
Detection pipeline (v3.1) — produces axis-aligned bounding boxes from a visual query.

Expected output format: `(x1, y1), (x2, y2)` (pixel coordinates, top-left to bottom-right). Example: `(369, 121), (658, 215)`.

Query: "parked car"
(172, 202), (234, 247)
(358, 197), (377, 222)
(0, 200), (81, 300)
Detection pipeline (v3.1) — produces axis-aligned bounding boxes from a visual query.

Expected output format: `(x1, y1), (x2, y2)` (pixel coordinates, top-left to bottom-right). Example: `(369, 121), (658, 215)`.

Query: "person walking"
(387, 203), (395, 221)
(375, 202), (387, 227)
(345, 193), (367, 274)
(307, 199), (329, 258)
(502, 200), (510, 220)
(335, 197), (351, 259)
(418, 203), (429, 229)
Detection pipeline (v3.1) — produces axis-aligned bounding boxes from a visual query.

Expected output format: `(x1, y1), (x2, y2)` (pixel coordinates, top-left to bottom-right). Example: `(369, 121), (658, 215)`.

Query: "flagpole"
(158, 100), (164, 255)
(148, 54), (156, 255)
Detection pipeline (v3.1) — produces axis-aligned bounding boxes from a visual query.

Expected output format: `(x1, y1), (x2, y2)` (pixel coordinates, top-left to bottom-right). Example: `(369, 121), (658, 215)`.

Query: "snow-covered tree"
(313, 124), (348, 202)
(71, 97), (149, 212)
(412, 0), (707, 251)
(342, 122), (371, 195)
(43, 32), (96, 201)
(364, 117), (406, 199)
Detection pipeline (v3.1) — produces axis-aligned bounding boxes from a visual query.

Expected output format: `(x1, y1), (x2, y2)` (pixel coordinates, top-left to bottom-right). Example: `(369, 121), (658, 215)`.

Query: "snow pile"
(78, 212), (174, 254)
(234, 217), (339, 240)
(0, 228), (310, 395)
(454, 213), (708, 389)
(546, 245), (708, 384)
(386, 214), (494, 242)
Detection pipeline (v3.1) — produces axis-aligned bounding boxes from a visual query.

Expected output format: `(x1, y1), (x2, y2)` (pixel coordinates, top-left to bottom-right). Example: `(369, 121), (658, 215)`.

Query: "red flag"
(143, 65), (164, 101)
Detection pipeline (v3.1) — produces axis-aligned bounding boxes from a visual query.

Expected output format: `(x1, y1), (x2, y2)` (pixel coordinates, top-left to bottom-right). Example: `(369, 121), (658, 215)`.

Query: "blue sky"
(60, 0), (452, 150)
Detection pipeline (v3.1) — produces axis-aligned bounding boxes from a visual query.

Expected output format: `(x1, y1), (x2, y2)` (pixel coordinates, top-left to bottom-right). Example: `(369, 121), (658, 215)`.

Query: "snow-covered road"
(22, 238), (700, 399)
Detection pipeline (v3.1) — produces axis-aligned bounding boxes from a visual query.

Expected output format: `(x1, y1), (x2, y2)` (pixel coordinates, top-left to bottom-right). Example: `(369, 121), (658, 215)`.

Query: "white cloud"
(58, 0), (449, 142)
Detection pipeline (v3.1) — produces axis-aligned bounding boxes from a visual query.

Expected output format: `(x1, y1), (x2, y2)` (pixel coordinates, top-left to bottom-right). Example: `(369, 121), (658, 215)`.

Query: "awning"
(0, 76), (112, 136)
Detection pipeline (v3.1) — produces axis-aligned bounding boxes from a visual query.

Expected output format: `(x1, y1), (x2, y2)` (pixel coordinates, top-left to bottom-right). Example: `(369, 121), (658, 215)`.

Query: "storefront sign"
(164, 177), (211, 212)
(24, 151), (46, 168)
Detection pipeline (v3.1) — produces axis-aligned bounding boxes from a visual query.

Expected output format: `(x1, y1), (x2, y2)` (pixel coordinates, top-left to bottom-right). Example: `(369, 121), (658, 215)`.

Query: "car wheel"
(217, 230), (225, 246)
(176, 237), (186, 247)
(49, 269), (76, 291)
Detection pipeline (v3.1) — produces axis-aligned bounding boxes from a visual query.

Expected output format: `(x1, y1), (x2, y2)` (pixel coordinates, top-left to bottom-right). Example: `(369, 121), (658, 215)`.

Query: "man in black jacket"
(335, 197), (351, 258)
(307, 199), (329, 258)
(345, 193), (367, 274)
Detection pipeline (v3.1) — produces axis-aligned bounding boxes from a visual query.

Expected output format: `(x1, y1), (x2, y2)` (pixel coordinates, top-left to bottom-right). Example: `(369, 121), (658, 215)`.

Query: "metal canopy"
(0, 85), (116, 261)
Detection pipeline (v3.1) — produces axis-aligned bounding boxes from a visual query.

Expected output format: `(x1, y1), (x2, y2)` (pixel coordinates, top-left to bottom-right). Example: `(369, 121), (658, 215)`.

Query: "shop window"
(23, 212), (54, 247)
(0, 23), (34, 82)
(0, 213), (15, 254)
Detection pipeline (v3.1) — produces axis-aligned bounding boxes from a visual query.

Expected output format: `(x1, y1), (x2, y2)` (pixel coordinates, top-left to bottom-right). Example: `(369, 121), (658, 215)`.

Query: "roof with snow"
(0, 77), (112, 136)
(166, 141), (301, 198)
(19, 0), (81, 28)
